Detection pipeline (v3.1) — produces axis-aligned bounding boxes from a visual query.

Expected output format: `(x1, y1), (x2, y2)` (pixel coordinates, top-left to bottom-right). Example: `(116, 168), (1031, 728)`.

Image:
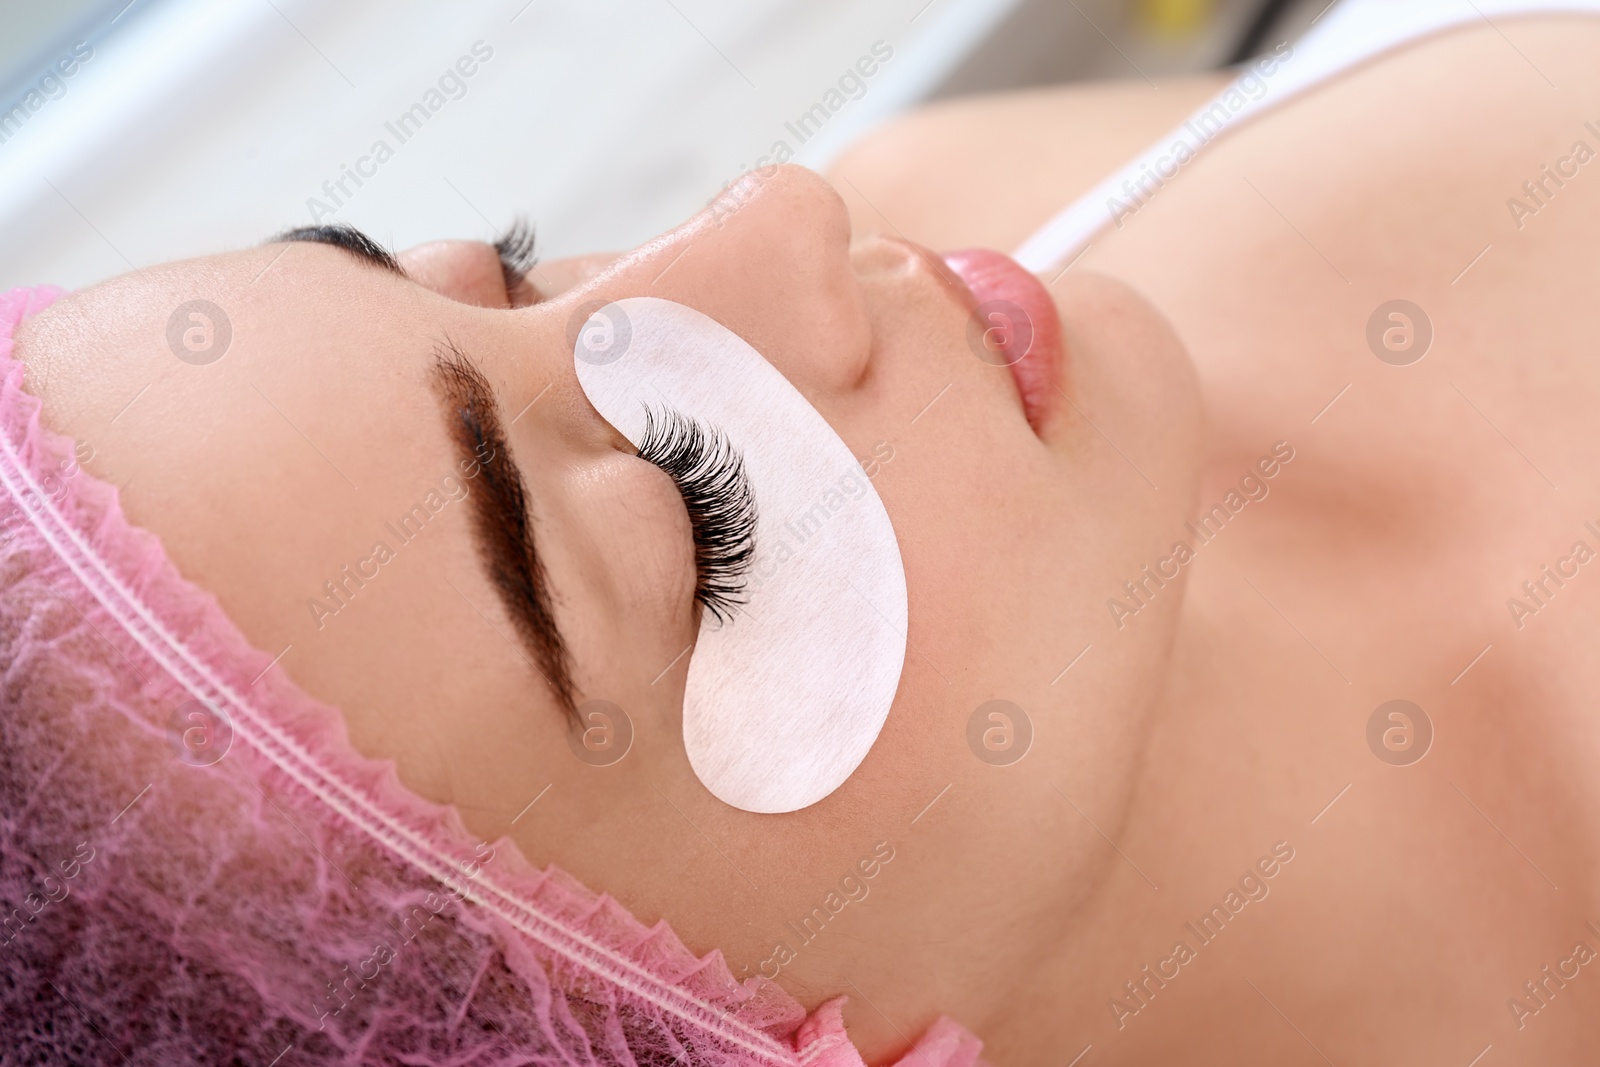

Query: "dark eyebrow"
(428, 343), (576, 715)
(269, 224), (405, 275)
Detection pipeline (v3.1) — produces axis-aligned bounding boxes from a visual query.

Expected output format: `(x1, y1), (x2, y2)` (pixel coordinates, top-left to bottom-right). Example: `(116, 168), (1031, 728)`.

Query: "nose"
(549, 164), (874, 395)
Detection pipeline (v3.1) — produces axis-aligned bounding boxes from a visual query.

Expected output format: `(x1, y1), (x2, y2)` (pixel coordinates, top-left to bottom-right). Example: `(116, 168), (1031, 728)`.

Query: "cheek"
(539, 456), (699, 690)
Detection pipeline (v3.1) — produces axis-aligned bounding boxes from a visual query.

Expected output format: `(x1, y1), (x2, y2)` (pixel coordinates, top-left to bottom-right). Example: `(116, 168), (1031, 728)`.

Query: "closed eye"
(635, 406), (758, 623)
(494, 219), (540, 306)
(269, 220), (541, 308)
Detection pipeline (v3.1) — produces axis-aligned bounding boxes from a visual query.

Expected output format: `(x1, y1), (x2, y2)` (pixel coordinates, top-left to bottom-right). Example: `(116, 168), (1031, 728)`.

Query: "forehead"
(18, 244), (422, 382)
(12, 244), (483, 585)
(10, 241), (543, 735)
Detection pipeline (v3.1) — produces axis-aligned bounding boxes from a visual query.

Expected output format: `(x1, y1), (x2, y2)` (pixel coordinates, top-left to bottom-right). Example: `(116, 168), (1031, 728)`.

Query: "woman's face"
(17, 164), (1200, 1050)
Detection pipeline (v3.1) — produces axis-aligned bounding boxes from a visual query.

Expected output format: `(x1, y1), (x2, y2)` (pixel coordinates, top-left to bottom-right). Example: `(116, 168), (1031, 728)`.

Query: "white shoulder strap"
(1013, 0), (1600, 271)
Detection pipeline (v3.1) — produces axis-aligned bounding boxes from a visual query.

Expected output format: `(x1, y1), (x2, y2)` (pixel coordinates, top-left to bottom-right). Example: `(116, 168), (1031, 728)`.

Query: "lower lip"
(940, 248), (1064, 433)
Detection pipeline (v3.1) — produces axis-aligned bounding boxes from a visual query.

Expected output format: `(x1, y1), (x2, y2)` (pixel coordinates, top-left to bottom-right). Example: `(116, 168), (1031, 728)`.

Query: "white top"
(1013, 0), (1600, 271)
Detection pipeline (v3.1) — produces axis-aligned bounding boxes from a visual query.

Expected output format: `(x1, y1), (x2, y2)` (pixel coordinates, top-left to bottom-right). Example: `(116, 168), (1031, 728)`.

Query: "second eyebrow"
(429, 344), (576, 714)
(271, 224), (406, 275)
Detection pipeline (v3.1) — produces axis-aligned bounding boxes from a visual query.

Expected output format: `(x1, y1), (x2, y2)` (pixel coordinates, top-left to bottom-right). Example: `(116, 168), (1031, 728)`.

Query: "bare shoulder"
(825, 74), (1229, 253)
(827, 14), (1600, 256)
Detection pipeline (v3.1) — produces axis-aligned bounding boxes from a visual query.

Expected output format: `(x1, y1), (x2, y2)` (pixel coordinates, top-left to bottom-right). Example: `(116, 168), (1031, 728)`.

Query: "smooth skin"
(830, 14), (1600, 1064)
(15, 14), (1600, 1064)
(17, 156), (1199, 1061)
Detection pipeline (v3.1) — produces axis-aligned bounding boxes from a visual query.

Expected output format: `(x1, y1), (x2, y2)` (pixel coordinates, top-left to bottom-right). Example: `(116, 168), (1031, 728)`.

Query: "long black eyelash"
(636, 407), (758, 623)
(494, 218), (538, 295)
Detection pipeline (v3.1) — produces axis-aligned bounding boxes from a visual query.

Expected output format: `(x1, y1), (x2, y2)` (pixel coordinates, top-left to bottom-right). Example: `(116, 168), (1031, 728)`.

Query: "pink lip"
(940, 248), (1064, 433)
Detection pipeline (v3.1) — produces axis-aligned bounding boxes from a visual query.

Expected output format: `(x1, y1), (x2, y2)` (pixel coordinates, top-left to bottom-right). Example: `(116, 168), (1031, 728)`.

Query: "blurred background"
(0, 0), (1331, 291)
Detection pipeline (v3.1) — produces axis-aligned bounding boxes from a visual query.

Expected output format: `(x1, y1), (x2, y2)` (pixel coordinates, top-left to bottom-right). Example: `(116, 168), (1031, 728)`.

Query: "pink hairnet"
(0, 286), (984, 1066)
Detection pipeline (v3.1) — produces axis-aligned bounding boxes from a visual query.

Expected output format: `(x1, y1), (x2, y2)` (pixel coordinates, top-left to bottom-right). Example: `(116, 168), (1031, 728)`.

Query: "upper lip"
(938, 247), (1064, 434)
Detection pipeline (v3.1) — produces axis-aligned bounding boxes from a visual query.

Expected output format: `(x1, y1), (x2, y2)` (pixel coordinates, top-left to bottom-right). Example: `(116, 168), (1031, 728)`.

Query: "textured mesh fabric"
(0, 286), (986, 1067)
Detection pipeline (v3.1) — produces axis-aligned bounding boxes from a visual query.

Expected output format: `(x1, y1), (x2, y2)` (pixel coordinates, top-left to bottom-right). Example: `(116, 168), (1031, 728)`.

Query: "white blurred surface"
(0, 0), (1031, 290)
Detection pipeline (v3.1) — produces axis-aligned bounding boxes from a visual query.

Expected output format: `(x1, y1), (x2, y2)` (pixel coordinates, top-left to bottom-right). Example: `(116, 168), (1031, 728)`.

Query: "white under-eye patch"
(572, 296), (907, 813)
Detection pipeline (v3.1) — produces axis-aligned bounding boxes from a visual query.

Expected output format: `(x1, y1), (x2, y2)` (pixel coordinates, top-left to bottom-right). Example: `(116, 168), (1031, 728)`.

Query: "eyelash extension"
(636, 407), (758, 624)
(494, 218), (538, 297)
